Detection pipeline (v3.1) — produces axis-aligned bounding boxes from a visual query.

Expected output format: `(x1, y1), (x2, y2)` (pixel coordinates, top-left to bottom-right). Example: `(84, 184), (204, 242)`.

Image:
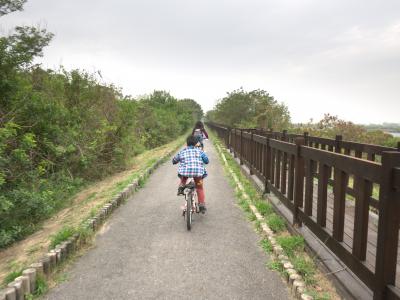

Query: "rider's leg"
(180, 175), (188, 185)
(178, 175), (187, 195)
(194, 177), (205, 205)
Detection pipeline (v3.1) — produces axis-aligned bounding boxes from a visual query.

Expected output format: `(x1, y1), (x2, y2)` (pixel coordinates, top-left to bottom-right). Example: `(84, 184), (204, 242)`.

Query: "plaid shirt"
(172, 146), (209, 178)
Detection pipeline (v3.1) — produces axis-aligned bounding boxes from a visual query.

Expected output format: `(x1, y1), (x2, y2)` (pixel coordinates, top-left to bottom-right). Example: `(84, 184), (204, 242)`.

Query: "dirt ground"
(0, 137), (184, 284)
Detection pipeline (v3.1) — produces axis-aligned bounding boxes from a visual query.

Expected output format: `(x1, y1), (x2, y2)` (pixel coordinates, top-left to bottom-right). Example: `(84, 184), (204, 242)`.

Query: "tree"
(207, 88), (290, 130)
(291, 113), (400, 147)
(0, 0), (26, 16)
(0, 1), (53, 113)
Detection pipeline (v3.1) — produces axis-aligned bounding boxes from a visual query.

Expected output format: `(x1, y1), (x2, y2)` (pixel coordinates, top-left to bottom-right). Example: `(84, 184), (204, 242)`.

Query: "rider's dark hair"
(194, 121), (204, 130)
(187, 135), (198, 147)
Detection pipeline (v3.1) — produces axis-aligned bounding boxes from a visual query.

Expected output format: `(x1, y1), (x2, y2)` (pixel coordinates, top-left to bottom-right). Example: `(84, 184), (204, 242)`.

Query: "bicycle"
(179, 180), (199, 231)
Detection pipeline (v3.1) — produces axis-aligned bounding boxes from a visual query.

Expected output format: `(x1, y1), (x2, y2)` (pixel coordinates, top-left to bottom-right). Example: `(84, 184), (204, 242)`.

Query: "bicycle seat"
(185, 181), (196, 190)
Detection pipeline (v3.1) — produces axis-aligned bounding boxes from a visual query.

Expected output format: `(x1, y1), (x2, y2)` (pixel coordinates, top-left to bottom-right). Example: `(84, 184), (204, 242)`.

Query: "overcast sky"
(1, 0), (399, 124)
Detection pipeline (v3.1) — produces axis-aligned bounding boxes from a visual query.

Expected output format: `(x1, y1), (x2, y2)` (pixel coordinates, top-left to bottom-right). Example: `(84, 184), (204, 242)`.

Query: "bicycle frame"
(182, 179), (199, 230)
(185, 187), (199, 214)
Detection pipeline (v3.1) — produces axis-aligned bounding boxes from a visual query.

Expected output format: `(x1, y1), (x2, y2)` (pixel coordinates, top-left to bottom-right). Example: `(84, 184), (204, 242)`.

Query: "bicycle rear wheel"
(186, 192), (193, 231)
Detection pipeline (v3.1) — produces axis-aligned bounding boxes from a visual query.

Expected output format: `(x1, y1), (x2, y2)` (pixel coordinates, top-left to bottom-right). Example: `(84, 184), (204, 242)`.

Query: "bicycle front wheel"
(186, 192), (193, 231)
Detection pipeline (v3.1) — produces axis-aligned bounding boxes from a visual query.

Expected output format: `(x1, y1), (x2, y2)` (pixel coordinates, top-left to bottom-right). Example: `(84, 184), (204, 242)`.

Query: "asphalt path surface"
(45, 140), (290, 300)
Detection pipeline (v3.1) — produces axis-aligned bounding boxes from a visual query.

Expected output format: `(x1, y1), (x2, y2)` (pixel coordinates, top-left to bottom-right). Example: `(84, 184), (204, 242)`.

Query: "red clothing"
(180, 176), (205, 204)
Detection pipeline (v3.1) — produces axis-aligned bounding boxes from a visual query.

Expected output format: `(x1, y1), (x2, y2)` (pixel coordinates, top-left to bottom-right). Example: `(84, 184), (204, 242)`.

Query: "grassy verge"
(209, 130), (339, 300)
(0, 134), (186, 287)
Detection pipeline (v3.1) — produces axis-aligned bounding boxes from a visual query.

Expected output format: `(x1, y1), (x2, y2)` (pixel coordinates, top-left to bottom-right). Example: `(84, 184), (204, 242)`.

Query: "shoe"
(177, 185), (185, 195)
(199, 204), (207, 214)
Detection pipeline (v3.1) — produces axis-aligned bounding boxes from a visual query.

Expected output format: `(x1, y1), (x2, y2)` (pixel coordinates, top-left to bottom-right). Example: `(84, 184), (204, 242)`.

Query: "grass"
(35, 274), (48, 295)
(49, 226), (76, 249)
(55, 272), (69, 284)
(306, 290), (331, 300)
(266, 213), (286, 233)
(260, 238), (273, 253)
(25, 274), (48, 299)
(276, 235), (305, 257)
(293, 257), (317, 285)
(254, 220), (262, 232)
(267, 259), (284, 273)
(255, 200), (273, 216)
(248, 212), (257, 221)
(238, 197), (250, 212)
(3, 269), (23, 285)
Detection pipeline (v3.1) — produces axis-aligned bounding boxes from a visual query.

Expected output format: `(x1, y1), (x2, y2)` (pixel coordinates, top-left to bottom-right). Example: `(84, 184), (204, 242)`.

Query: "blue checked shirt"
(172, 146), (209, 178)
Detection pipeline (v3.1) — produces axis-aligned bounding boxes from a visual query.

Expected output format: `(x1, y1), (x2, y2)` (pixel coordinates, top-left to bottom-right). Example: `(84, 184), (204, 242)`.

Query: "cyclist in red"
(192, 121), (209, 149)
(172, 135), (209, 213)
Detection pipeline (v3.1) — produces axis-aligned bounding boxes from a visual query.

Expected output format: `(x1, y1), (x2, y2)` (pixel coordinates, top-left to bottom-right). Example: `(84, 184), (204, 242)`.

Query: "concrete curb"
(0, 144), (182, 299)
(214, 142), (313, 300)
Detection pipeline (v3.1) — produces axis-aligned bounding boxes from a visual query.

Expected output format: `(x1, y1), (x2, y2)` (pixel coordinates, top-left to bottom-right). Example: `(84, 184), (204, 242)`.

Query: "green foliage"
(49, 226), (75, 249)
(276, 235), (304, 257)
(305, 290), (331, 300)
(255, 200), (273, 216)
(238, 197), (250, 212)
(35, 274), (48, 296)
(0, 0), (27, 16)
(260, 238), (273, 253)
(3, 269), (23, 285)
(206, 88), (290, 130)
(248, 212), (256, 221)
(291, 114), (400, 148)
(267, 260), (284, 273)
(0, 1), (203, 249)
(266, 213), (286, 233)
(293, 257), (316, 285)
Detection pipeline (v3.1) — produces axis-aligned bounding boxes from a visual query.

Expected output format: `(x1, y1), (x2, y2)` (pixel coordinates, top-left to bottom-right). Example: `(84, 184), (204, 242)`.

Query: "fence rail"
(207, 122), (400, 300)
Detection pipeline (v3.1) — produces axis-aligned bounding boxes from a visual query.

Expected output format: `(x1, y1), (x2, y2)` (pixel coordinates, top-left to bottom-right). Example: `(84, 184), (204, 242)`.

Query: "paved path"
(45, 140), (290, 300)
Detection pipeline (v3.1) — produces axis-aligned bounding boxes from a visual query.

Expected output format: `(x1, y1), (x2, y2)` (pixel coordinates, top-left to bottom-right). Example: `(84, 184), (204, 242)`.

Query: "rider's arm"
(202, 129), (209, 139)
(172, 152), (180, 164)
(201, 152), (209, 164)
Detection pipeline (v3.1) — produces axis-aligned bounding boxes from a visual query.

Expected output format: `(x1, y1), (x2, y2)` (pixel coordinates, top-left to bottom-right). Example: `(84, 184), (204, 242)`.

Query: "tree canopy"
(206, 88), (290, 130)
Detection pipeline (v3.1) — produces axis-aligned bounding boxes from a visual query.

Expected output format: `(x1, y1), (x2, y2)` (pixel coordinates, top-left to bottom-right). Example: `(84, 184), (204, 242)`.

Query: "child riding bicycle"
(192, 121), (209, 150)
(172, 135), (209, 213)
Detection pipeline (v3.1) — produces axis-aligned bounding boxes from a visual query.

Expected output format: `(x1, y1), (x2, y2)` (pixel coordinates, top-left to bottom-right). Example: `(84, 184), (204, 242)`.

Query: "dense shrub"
(0, 68), (202, 248)
(0, 1), (203, 248)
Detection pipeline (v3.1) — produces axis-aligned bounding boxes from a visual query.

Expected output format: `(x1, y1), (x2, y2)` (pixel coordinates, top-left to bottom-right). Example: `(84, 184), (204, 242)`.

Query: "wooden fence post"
(282, 130), (287, 141)
(227, 127), (232, 152)
(374, 151), (400, 300)
(264, 138), (271, 194)
(332, 135), (346, 242)
(293, 137), (305, 226)
(233, 129), (237, 158)
(240, 130), (244, 165)
(250, 132), (254, 175)
(303, 132), (309, 146)
(335, 135), (342, 154)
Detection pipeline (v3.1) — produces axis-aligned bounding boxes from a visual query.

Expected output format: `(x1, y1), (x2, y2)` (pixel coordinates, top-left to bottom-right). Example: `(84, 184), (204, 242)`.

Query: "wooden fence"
(207, 122), (400, 300)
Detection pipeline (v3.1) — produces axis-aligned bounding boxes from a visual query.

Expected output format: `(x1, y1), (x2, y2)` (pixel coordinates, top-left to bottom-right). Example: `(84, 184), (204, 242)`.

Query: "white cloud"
(1, 0), (399, 123)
